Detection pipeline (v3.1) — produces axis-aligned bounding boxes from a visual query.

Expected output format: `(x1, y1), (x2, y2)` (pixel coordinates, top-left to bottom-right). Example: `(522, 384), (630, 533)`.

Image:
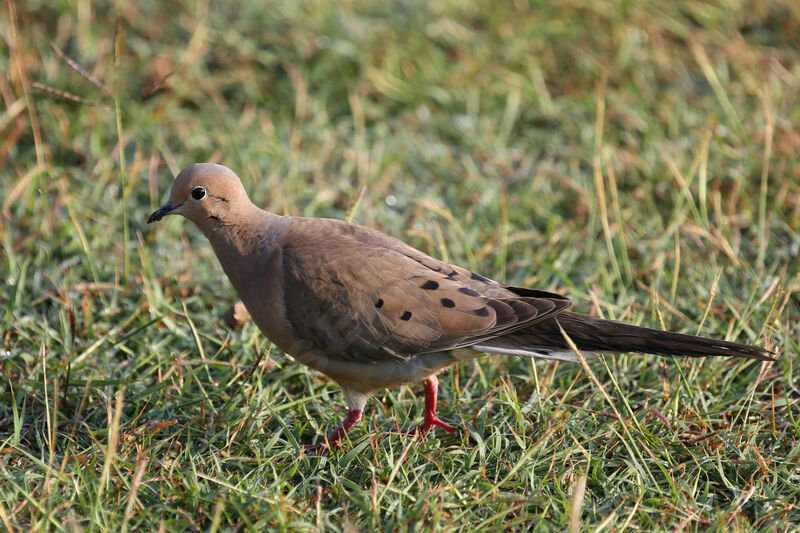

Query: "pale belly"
(286, 345), (484, 395)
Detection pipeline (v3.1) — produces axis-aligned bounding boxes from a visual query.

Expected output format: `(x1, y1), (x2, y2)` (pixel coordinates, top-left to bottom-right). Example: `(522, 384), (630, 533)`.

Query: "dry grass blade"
(32, 82), (113, 112)
(121, 455), (149, 533)
(47, 39), (112, 96)
(137, 71), (174, 100)
(0, 98), (27, 133)
(7, 0), (45, 166)
(568, 469), (588, 533)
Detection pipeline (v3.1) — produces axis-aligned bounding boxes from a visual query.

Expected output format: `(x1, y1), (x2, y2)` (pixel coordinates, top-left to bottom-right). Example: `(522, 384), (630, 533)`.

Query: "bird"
(147, 163), (774, 450)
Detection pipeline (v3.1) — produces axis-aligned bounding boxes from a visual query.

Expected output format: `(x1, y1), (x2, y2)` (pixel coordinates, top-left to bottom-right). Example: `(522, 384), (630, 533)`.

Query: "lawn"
(1, 0), (798, 530)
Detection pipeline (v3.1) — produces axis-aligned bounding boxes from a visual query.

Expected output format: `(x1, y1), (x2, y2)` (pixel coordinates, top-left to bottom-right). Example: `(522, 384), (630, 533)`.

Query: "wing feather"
(279, 218), (571, 363)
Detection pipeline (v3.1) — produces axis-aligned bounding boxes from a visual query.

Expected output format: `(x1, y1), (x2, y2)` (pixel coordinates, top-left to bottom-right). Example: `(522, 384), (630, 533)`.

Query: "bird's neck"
(197, 207), (295, 351)
(199, 206), (283, 281)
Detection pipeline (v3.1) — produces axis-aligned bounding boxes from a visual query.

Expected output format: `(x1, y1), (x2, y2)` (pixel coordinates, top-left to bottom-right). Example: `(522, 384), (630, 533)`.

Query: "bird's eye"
(190, 186), (208, 201)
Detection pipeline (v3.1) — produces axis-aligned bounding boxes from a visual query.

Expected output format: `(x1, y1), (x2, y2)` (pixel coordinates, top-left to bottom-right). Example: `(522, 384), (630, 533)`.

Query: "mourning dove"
(148, 163), (774, 449)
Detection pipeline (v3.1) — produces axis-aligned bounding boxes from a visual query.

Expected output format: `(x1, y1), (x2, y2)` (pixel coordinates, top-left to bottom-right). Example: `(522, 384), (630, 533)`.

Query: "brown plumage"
(148, 163), (774, 449)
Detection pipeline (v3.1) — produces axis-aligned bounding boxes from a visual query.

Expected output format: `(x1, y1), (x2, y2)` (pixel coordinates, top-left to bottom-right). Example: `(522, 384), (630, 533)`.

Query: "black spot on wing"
(375, 298), (384, 308)
(400, 311), (412, 321)
(441, 298), (455, 308)
(470, 272), (490, 282)
(458, 287), (481, 297)
(420, 280), (439, 290)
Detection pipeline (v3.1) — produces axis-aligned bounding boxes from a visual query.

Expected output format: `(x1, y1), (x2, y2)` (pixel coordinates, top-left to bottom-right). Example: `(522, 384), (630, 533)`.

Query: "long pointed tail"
(476, 312), (774, 362)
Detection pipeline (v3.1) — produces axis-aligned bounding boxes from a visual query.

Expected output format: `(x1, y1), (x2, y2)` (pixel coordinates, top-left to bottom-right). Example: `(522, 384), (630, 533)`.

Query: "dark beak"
(147, 202), (181, 224)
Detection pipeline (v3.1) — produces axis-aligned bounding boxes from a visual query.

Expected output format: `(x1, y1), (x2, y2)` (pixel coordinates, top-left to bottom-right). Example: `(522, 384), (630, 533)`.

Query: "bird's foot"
(408, 415), (458, 437)
(302, 442), (328, 453)
(402, 375), (458, 437)
(302, 409), (362, 453)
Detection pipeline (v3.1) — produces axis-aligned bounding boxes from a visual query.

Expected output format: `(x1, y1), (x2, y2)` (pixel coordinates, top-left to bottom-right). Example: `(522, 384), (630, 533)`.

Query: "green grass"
(1, 0), (799, 530)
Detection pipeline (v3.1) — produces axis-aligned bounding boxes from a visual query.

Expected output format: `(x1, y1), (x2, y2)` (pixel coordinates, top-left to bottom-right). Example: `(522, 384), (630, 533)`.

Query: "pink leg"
(304, 409), (362, 451)
(413, 376), (457, 436)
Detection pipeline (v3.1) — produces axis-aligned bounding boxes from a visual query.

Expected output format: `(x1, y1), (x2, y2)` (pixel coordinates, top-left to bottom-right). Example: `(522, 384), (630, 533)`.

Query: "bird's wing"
(279, 219), (572, 363)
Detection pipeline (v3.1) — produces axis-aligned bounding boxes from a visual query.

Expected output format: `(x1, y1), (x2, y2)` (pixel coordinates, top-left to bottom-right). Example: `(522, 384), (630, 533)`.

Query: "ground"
(1, 0), (798, 530)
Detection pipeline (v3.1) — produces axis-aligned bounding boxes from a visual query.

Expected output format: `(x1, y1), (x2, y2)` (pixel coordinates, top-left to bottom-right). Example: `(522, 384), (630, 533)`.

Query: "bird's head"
(147, 163), (253, 227)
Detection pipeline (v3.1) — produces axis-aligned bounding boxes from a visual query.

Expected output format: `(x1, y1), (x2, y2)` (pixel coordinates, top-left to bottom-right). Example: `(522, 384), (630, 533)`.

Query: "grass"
(1, 0), (799, 530)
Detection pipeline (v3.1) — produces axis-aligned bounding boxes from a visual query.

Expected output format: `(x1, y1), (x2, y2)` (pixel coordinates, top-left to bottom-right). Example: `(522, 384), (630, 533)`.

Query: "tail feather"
(477, 312), (774, 362)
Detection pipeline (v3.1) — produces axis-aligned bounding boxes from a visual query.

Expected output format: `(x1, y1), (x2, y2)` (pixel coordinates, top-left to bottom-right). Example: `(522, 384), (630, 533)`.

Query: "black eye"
(190, 186), (207, 201)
